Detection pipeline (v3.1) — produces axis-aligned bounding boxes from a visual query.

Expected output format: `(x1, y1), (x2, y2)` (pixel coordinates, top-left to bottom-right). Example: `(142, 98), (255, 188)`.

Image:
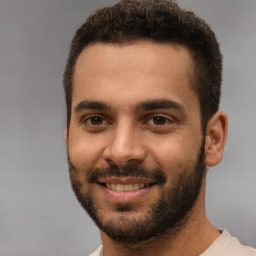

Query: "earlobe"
(204, 111), (228, 167)
(64, 125), (68, 146)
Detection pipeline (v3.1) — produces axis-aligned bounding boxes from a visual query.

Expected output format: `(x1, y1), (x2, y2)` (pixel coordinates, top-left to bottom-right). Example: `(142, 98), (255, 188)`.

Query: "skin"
(65, 41), (228, 256)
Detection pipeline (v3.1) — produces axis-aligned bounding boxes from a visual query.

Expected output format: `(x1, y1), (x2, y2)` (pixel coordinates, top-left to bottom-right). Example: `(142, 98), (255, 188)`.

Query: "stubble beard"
(68, 140), (206, 244)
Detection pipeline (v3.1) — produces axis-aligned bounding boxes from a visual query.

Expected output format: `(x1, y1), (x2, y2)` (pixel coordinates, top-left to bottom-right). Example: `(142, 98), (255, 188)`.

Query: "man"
(63, 0), (256, 255)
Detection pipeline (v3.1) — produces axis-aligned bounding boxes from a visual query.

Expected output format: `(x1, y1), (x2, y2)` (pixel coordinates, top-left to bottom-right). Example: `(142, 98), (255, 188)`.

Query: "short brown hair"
(63, 0), (222, 132)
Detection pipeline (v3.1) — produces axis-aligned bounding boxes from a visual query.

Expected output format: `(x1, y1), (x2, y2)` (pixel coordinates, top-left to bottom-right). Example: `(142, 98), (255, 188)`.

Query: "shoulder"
(201, 230), (256, 256)
(88, 245), (103, 256)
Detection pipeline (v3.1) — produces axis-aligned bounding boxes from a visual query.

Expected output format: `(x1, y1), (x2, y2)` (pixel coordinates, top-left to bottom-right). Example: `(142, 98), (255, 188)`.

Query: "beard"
(68, 140), (206, 244)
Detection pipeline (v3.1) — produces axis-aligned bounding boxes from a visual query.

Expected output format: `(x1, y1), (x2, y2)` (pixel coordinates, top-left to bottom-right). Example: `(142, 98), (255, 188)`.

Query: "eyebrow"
(136, 99), (185, 112)
(74, 98), (185, 113)
(74, 100), (111, 112)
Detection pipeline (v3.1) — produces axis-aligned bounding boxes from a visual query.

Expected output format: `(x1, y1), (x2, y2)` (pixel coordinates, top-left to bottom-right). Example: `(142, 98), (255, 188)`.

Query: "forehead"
(74, 41), (194, 79)
(72, 41), (198, 111)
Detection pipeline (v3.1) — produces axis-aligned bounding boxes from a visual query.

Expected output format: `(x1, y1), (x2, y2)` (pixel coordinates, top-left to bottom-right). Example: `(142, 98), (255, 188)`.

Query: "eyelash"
(83, 115), (110, 126)
(83, 114), (173, 126)
(145, 115), (172, 125)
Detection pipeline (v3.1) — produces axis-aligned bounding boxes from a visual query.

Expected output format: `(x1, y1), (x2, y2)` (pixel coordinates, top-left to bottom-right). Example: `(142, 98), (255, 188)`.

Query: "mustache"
(86, 164), (167, 186)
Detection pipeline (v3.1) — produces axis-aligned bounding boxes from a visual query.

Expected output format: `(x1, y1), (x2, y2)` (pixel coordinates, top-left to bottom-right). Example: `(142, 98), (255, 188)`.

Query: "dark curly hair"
(63, 0), (222, 132)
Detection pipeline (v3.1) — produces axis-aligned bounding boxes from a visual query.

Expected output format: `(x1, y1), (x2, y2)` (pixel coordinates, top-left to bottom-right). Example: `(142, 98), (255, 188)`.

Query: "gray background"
(0, 0), (255, 255)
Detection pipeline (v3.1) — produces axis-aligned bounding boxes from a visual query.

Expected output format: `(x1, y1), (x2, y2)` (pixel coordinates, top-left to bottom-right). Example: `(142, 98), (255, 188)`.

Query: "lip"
(100, 184), (154, 201)
(98, 177), (155, 184)
(97, 176), (157, 202)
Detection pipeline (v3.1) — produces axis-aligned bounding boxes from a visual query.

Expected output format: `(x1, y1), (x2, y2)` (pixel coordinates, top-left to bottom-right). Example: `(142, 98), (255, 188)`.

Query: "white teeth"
(124, 184), (133, 191)
(139, 183), (145, 189)
(106, 183), (148, 191)
(116, 184), (124, 191)
(133, 184), (139, 190)
(111, 183), (116, 190)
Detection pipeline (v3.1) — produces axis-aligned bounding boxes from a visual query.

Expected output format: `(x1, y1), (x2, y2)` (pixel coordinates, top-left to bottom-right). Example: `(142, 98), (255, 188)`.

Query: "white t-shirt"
(89, 230), (256, 256)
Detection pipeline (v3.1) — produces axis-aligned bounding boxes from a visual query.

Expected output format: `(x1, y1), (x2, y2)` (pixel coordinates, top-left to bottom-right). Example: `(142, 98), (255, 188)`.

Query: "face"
(66, 42), (205, 243)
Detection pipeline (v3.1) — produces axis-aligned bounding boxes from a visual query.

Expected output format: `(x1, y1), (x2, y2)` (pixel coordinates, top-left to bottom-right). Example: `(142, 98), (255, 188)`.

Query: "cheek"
(68, 131), (104, 172)
(147, 134), (200, 176)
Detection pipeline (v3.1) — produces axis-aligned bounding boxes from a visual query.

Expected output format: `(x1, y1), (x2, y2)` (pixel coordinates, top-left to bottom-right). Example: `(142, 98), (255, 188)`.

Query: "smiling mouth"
(100, 183), (155, 192)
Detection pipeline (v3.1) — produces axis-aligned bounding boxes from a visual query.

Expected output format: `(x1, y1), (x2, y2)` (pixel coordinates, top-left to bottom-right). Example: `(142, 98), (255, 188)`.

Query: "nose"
(102, 123), (147, 168)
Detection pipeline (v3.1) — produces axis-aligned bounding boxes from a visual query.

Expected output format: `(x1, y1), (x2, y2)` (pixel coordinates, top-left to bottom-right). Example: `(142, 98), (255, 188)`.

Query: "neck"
(100, 178), (220, 256)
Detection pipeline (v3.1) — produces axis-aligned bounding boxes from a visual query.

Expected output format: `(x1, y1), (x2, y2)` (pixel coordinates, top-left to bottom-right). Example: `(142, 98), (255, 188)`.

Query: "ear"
(204, 110), (228, 167)
(64, 124), (68, 146)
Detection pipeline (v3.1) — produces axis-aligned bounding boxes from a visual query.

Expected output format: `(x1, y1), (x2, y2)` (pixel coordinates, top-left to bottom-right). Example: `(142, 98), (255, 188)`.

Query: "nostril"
(104, 157), (144, 169)
(105, 158), (116, 166)
(126, 158), (144, 165)
(102, 136), (147, 167)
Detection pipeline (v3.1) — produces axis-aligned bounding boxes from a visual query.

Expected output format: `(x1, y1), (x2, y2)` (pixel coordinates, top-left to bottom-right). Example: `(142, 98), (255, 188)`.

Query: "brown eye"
(87, 116), (104, 125)
(152, 116), (168, 125)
